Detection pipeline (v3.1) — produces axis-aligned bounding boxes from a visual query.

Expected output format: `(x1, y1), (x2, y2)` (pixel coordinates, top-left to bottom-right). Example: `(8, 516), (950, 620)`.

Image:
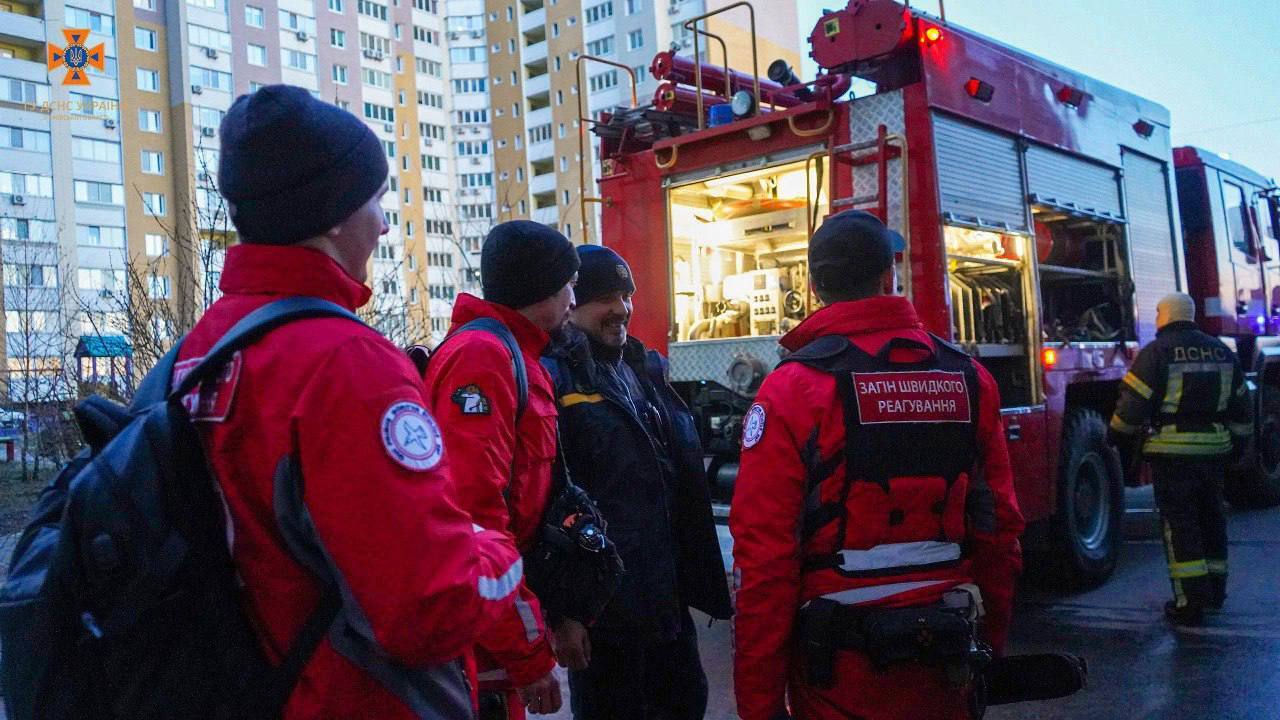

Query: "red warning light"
(964, 77), (994, 103)
(1056, 85), (1084, 107)
(921, 26), (943, 45)
(1133, 119), (1155, 138)
(1042, 348), (1058, 368)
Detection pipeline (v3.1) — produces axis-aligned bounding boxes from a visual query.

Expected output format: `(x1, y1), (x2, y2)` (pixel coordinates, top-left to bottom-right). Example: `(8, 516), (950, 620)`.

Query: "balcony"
(523, 40), (546, 63)
(520, 7), (545, 35)
(524, 74), (549, 99)
(0, 8), (45, 47)
(529, 171), (555, 195)
(532, 205), (558, 226)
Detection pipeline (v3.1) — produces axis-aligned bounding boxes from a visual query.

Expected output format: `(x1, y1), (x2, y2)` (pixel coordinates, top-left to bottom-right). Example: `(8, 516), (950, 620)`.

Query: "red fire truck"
(586, 0), (1280, 587)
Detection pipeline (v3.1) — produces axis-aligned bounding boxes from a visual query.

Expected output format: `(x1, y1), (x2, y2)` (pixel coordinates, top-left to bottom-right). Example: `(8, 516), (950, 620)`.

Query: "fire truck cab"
(590, 0), (1235, 587)
(1174, 146), (1280, 507)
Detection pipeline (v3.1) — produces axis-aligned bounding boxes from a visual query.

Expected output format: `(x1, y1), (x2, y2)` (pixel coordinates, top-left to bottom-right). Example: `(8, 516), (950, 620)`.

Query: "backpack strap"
(434, 317), (528, 421)
(169, 297), (363, 402)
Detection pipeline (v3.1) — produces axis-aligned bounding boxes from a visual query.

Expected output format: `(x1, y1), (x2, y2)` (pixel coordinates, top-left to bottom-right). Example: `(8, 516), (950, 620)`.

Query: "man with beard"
(542, 245), (732, 719)
(424, 221), (579, 718)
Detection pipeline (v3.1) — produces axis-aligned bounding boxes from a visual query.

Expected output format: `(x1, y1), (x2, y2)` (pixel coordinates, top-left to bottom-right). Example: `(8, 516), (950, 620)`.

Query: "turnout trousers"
(1151, 459), (1228, 609)
(568, 609), (708, 720)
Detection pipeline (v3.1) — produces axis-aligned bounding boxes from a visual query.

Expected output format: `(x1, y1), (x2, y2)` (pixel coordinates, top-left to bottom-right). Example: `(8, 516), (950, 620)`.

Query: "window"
(625, 0), (641, 13)
(413, 26), (438, 43)
(414, 0), (439, 12)
(139, 109), (162, 133)
(456, 109), (489, 124)
(363, 68), (392, 88)
(134, 27), (157, 51)
(0, 173), (51, 198)
(446, 14), (482, 31)
(459, 172), (492, 188)
(77, 268), (126, 292)
(0, 126), (51, 153)
(423, 187), (445, 203)
(4, 310), (58, 331)
(65, 6), (114, 35)
(529, 123), (552, 143)
(558, 123), (566, 139)
(563, 189), (570, 205)
(1, 218), (56, 242)
(360, 32), (392, 55)
(328, 0), (344, 11)
(589, 70), (619, 93)
(135, 0), (156, 9)
(77, 225), (125, 247)
(282, 49), (316, 71)
(188, 24), (233, 51)
(72, 136), (121, 162)
(405, 221), (414, 237)
(146, 233), (168, 256)
(3, 77), (51, 106)
(586, 1), (611, 22)
(627, 29), (643, 50)
(421, 154), (442, 171)
(461, 203), (492, 219)
(278, 11), (317, 35)
(6, 264), (58, 288)
(427, 284), (456, 300)
(193, 105), (225, 130)
(332, 64), (348, 83)
(426, 219), (452, 234)
(357, 0), (388, 19)
(140, 149), (164, 175)
(191, 65), (234, 91)
(1225, 182), (1254, 257)
(586, 36), (613, 56)
(136, 68), (159, 92)
(552, 22), (559, 38)
(143, 192), (166, 216)
(417, 91), (444, 108)
(417, 58), (443, 77)
(462, 236), (482, 253)
(449, 46), (485, 63)
(247, 44), (267, 66)
(73, 180), (124, 205)
(149, 275), (171, 299)
(330, 28), (346, 47)
(456, 140), (489, 155)
(363, 102), (394, 122)
(245, 5), (264, 26)
(453, 77), (487, 93)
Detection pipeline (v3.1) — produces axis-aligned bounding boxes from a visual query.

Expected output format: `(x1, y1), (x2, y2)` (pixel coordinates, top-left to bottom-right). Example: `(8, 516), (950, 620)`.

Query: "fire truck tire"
(1046, 409), (1124, 589)
(1225, 393), (1280, 508)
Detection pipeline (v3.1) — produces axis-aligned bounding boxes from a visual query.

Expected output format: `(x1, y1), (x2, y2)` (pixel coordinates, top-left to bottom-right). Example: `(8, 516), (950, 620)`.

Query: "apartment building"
(0, 0), (492, 401)
(484, 0), (800, 243)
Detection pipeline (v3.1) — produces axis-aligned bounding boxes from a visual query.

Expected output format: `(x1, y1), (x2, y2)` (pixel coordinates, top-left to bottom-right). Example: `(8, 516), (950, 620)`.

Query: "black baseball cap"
(808, 210), (905, 294)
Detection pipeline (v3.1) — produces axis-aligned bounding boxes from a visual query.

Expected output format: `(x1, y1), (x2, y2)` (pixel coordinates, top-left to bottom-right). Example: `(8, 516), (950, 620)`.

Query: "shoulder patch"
(451, 384), (492, 415)
(742, 403), (767, 449)
(381, 401), (444, 471)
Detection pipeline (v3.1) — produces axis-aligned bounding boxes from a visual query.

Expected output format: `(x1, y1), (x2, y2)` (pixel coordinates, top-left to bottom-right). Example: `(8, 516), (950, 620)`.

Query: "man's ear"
(324, 223), (342, 238)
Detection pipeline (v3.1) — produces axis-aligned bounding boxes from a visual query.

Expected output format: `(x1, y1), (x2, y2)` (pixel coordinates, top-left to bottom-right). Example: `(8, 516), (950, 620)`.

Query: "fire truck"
(584, 0), (1280, 587)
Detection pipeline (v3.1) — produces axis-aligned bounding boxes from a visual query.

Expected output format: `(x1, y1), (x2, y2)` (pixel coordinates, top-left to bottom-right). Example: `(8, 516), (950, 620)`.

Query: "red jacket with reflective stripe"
(729, 296), (1025, 720)
(178, 245), (523, 719)
(423, 294), (558, 688)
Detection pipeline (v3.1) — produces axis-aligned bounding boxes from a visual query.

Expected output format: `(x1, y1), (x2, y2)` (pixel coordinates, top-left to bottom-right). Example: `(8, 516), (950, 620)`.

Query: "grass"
(0, 462), (52, 536)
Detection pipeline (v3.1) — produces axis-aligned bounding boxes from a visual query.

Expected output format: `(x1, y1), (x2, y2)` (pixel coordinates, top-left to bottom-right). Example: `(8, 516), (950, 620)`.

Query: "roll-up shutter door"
(1025, 144), (1123, 219)
(1123, 150), (1182, 343)
(933, 113), (1027, 231)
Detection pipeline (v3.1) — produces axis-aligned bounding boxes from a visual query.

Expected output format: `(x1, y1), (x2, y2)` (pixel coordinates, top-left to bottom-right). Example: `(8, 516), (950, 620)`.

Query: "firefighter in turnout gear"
(1109, 292), (1250, 625)
(730, 211), (1025, 720)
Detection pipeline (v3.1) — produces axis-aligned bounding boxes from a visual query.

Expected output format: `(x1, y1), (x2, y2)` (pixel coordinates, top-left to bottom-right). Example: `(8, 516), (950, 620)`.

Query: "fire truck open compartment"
(1033, 206), (1134, 344)
(945, 226), (1036, 407)
(668, 159), (828, 342)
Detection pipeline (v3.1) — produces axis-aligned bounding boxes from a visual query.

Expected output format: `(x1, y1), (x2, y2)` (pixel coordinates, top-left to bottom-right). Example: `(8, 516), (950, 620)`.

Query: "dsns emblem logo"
(47, 29), (105, 85)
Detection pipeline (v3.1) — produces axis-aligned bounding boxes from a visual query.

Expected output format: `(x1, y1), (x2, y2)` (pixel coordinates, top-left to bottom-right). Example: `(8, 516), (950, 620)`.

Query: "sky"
(796, 0), (1280, 182)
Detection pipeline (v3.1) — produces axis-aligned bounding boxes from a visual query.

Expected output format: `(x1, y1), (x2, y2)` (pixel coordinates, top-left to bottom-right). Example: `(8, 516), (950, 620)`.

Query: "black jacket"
(543, 330), (732, 639)
(1110, 321), (1250, 457)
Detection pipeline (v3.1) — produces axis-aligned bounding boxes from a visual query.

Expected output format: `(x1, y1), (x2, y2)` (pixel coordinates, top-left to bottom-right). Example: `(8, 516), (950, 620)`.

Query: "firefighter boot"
(1206, 570), (1227, 612)
(1164, 600), (1204, 627)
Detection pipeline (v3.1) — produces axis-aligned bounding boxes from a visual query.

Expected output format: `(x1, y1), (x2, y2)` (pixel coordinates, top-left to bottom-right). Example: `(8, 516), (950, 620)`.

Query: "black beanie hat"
(809, 210), (906, 295)
(218, 85), (389, 245)
(574, 245), (635, 306)
(481, 221), (581, 308)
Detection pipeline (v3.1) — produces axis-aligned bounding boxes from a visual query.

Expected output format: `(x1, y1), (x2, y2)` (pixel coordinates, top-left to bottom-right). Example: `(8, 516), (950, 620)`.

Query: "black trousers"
(568, 609), (708, 720)
(1151, 459), (1228, 608)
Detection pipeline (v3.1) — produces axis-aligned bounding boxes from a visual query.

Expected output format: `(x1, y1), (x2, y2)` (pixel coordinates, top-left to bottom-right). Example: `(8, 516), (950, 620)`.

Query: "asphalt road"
(543, 487), (1280, 719)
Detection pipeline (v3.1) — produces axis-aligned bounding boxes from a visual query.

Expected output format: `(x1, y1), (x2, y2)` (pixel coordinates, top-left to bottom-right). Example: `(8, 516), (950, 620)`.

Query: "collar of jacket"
(449, 293), (551, 357)
(780, 295), (923, 352)
(218, 244), (373, 310)
(1157, 320), (1198, 336)
(551, 327), (650, 390)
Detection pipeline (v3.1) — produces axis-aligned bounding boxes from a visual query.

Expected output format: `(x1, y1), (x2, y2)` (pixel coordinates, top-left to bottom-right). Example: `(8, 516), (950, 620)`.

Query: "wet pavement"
(545, 486), (1280, 719)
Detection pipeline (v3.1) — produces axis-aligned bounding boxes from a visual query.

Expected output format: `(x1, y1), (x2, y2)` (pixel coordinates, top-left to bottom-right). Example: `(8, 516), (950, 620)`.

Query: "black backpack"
(0, 297), (361, 720)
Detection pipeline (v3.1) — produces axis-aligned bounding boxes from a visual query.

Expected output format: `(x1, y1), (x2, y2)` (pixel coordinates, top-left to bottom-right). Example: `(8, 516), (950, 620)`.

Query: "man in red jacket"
(176, 85), (525, 719)
(731, 210), (1025, 720)
(424, 220), (580, 719)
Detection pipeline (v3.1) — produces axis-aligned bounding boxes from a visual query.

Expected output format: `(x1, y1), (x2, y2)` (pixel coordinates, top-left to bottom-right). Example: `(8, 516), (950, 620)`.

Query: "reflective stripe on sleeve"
(560, 392), (604, 407)
(835, 541), (962, 573)
(818, 579), (953, 606)
(514, 594), (540, 642)
(1123, 372), (1154, 400)
(479, 557), (523, 601)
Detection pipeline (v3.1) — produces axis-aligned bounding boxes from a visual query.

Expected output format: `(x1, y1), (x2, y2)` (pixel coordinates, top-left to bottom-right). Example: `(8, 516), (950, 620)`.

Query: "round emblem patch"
(742, 403), (767, 449)
(381, 402), (444, 471)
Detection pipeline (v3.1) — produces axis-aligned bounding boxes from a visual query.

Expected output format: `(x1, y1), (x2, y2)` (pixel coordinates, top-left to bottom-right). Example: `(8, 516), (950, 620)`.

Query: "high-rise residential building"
(484, 0), (800, 242)
(0, 0), (494, 400)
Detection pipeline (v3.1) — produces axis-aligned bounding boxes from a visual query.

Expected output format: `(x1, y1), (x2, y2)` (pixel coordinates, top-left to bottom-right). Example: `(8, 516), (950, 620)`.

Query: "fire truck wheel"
(1047, 409), (1124, 589)
(1225, 393), (1280, 508)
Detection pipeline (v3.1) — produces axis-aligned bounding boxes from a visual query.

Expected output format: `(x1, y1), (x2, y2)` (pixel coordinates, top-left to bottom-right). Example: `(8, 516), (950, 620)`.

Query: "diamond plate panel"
(669, 337), (786, 393)
(846, 90), (906, 236)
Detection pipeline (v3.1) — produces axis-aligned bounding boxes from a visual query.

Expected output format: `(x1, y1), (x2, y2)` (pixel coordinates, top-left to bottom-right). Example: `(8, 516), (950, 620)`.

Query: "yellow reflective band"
(1109, 416), (1139, 434)
(559, 392), (604, 407)
(1123, 372), (1155, 400)
(1206, 559), (1228, 574)
(1169, 559), (1208, 579)
(1163, 521), (1186, 606)
(1230, 423), (1252, 437)
(1162, 369), (1184, 414)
